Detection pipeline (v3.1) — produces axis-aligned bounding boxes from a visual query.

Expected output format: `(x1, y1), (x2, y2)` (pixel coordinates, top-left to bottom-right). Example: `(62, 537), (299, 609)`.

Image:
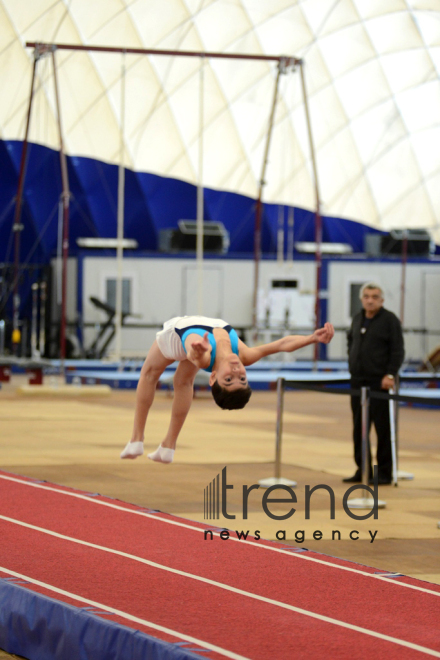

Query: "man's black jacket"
(347, 307), (404, 381)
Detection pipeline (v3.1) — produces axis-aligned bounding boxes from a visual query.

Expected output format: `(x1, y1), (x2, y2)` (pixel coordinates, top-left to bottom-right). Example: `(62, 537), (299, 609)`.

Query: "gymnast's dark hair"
(211, 380), (252, 410)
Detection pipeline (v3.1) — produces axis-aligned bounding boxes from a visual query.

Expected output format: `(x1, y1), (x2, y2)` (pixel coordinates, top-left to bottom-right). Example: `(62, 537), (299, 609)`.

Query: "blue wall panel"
(0, 139), (424, 268)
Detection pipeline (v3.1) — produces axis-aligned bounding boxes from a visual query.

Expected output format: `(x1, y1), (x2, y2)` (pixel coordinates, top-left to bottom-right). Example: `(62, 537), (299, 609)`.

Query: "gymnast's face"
(209, 355), (248, 390)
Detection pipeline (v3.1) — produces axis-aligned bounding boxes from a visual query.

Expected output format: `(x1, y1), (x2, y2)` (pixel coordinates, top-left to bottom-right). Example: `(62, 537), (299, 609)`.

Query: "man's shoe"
(342, 472), (362, 483)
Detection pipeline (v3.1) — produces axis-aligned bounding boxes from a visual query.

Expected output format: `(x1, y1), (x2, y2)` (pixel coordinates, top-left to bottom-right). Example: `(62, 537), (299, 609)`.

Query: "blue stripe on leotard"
(179, 325), (239, 372)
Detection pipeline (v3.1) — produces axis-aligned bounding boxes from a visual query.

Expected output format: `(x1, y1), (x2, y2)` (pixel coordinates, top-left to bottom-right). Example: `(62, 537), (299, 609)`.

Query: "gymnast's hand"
(312, 322), (334, 344)
(190, 332), (210, 357)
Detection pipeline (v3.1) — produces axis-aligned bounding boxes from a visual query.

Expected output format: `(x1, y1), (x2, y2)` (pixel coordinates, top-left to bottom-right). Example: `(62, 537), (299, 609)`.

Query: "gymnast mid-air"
(120, 315), (334, 463)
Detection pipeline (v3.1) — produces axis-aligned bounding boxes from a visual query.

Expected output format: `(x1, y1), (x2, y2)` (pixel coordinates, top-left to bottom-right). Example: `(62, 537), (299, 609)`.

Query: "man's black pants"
(350, 379), (392, 481)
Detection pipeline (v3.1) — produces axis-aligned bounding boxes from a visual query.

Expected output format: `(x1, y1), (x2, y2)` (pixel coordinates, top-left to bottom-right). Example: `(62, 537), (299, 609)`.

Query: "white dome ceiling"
(1, 0), (439, 243)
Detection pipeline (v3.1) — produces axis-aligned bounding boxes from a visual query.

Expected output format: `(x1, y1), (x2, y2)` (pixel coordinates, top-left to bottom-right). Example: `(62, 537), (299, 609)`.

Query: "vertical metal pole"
(260, 376), (295, 488)
(274, 377), (285, 480)
(277, 204), (284, 263)
(299, 61), (322, 367)
(287, 205), (294, 262)
(31, 282), (39, 358)
(115, 52), (126, 363)
(39, 281), (47, 357)
(396, 230), (407, 465)
(12, 53), (39, 354)
(252, 60), (285, 341)
(361, 386), (370, 487)
(196, 57), (205, 315)
(388, 389), (398, 487)
(0, 320), (5, 356)
(56, 199), (63, 306)
(313, 208), (322, 361)
(52, 48), (70, 371)
(394, 373), (413, 482)
(400, 230), (408, 325)
(394, 373), (400, 470)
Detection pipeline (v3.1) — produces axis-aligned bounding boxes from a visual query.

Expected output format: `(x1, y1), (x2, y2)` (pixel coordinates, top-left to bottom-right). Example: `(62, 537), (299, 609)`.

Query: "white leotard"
(156, 316), (233, 364)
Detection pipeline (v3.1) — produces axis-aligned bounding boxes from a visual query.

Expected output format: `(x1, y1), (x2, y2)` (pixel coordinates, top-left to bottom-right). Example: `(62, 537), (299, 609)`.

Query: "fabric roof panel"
(304, 85), (348, 155)
(350, 101), (407, 165)
(353, 0), (407, 21)
(365, 12), (425, 54)
(382, 185), (436, 231)
(68, 0), (135, 44)
(1, 0), (440, 245)
(243, 0), (299, 26)
(380, 49), (435, 95)
(191, 1), (253, 52)
(252, 5), (313, 54)
(315, 127), (364, 204)
(412, 10), (440, 47)
(127, 0), (190, 47)
(316, 23), (376, 79)
(395, 81), (440, 133)
(367, 139), (423, 214)
(424, 175), (440, 228)
(329, 174), (379, 227)
(411, 0), (440, 9)
(410, 128), (440, 178)
(300, 0), (353, 34)
(333, 59), (392, 119)
(317, 0), (361, 37)
(298, 47), (333, 96)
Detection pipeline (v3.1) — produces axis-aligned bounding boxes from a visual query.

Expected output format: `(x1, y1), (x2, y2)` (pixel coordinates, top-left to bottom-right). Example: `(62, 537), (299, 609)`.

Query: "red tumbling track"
(0, 470), (439, 659)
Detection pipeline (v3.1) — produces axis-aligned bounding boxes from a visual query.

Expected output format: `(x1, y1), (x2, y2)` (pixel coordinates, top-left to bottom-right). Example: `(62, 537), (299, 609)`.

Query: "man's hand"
(190, 332), (210, 358)
(312, 322), (334, 344)
(381, 375), (395, 390)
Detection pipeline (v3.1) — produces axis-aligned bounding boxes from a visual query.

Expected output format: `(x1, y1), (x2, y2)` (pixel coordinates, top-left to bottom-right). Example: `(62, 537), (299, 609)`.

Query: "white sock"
(120, 441), (144, 459)
(147, 445), (175, 464)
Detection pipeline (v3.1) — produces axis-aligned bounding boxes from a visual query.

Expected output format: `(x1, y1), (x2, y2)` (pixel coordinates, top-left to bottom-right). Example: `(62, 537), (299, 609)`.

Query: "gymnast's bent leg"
(120, 341), (174, 459)
(148, 360), (198, 463)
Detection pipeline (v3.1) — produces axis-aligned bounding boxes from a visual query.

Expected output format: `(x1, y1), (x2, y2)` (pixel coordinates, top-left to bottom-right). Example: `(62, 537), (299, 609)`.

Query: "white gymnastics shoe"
(147, 445), (175, 464)
(120, 441), (144, 459)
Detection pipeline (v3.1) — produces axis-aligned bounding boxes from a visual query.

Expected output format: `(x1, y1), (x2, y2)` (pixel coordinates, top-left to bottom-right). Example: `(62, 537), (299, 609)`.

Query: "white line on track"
(0, 565), (250, 660)
(1, 514), (440, 658)
(1, 472), (439, 599)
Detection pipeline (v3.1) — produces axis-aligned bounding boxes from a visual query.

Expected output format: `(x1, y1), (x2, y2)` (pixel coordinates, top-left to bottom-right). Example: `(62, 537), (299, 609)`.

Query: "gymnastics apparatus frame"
(14, 42), (323, 364)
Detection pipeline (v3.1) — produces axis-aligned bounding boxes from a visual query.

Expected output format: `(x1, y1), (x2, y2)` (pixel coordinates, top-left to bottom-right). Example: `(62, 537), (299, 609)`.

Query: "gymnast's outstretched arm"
(238, 323), (335, 366)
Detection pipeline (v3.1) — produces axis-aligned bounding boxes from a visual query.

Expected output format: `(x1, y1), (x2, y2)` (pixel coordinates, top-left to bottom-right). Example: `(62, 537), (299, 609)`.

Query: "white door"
(182, 266), (223, 318)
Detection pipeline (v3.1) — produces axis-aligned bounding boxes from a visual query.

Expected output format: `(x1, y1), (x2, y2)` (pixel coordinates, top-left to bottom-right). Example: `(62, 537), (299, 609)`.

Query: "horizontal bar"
(284, 382), (356, 395)
(283, 380), (440, 405)
(26, 42), (302, 65)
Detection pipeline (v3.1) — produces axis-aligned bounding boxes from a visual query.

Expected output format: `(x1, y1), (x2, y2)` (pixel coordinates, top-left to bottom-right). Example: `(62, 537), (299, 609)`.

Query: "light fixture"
(76, 238), (138, 249)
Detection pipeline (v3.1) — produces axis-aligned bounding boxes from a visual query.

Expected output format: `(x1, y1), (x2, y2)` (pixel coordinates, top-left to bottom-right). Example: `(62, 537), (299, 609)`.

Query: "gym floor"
(0, 376), (439, 657)
(1, 376), (439, 575)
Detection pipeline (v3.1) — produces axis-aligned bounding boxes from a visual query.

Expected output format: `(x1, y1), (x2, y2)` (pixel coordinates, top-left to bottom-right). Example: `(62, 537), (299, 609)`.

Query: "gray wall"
(80, 257), (316, 358)
(74, 255), (440, 361)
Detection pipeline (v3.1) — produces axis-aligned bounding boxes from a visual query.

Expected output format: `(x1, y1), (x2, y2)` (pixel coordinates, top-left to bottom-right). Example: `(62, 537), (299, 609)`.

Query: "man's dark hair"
(211, 381), (252, 410)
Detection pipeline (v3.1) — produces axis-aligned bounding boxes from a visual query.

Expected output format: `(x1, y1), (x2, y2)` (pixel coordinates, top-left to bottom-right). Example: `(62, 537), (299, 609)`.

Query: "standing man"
(343, 282), (404, 485)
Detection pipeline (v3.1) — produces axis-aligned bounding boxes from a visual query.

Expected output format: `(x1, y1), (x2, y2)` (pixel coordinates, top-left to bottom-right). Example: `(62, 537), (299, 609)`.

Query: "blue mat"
(0, 578), (203, 660)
